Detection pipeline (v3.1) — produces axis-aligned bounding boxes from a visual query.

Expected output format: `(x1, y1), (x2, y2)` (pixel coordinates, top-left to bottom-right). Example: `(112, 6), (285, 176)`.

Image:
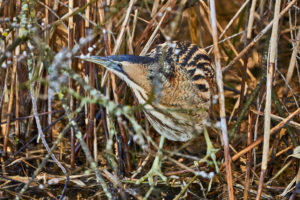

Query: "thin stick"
(256, 0), (280, 199)
(251, 109), (300, 130)
(139, 10), (167, 56)
(16, 124), (70, 200)
(86, 0), (94, 154)
(3, 59), (17, 156)
(151, 0), (160, 17)
(219, 0), (250, 39)
(231, 108), (300, 162)
(243, 113), (253, 200)
(134, 0), (176, 52)
(174, 175), (197, 200)
(27, 82), (69, 200)
(223, 0), (297, 73)
(200, 0), (256, 82)
(111, 0), (136, 174)
(68, 0), (75, 168)
(284, 27), (300, 93)
(209, 1), (235, 199)
(246, 0), (257, 39)
(112, 0), (136, 55)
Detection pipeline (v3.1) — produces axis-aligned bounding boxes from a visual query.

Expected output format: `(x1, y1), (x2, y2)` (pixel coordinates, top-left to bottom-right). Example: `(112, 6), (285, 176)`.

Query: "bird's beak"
(78, 55), (125, 74)
(78, 55), (151, 94)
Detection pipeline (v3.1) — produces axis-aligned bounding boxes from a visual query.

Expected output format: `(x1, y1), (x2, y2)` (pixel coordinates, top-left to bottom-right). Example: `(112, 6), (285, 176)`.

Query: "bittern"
(80, 41), (217, 185)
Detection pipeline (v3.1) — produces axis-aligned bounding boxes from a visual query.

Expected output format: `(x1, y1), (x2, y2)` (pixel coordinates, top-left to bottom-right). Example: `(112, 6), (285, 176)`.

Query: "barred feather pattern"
(130, 41), (216, 141)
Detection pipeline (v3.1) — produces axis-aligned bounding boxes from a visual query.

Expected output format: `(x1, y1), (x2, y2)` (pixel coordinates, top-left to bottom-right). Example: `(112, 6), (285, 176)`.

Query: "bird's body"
(141, 42), (215, 141)
(80, 41), (217, 184)
(84, 41), (215, 141)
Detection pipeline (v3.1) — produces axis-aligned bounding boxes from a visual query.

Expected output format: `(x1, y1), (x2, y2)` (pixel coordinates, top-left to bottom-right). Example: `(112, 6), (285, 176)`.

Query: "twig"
(139, 9), (168, 56)
(251, 108), (300, 131)
(246, 0), (257, 39)
(174, 175), (197, 200)
(2, 60), (17, 156)
(256, 0), (280, 199)
(134, 0), (177, 52)
(271, 90), (298, 146)
(68, 0), (75, 168)
(103, 0), (136, 174)
(61, 96), (112, 199)
(222, 0), (297, 73)
(219, 0), (250, 40)
(112, 0), (136, 55)
(209, 1), (235, 199)
(0, 36), (28, 68)
(231, 108), (300, 162)
(16, 124), (71, 200)
(28, 82), (69, 200)
(284, 27), (300, 93)
(243, 113), (254, 200)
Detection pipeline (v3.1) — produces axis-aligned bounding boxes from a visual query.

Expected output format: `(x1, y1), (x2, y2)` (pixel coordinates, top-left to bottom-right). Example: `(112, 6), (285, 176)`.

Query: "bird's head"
(79, 55), (158, 102)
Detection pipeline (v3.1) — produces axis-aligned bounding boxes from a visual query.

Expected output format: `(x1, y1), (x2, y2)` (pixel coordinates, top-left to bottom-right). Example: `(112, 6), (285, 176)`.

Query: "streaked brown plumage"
(143, 41), (216, 141)
(80, 41), (217, 184)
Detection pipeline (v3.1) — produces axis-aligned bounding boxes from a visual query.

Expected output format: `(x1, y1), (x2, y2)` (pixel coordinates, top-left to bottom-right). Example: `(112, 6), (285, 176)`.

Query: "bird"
(79, 41), (217, 185)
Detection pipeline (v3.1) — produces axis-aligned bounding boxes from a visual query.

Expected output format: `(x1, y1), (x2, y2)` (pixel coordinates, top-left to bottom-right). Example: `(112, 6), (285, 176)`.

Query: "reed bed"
(0, 0), (299, 199)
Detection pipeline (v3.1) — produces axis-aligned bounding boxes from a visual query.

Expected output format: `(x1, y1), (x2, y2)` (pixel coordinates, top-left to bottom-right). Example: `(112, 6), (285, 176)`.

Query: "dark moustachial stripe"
(196, 84), (208, 91)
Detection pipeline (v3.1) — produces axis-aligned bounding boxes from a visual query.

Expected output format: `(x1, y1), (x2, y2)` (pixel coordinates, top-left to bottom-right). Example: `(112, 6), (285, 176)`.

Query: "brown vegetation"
(0, 0), (299, 199)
